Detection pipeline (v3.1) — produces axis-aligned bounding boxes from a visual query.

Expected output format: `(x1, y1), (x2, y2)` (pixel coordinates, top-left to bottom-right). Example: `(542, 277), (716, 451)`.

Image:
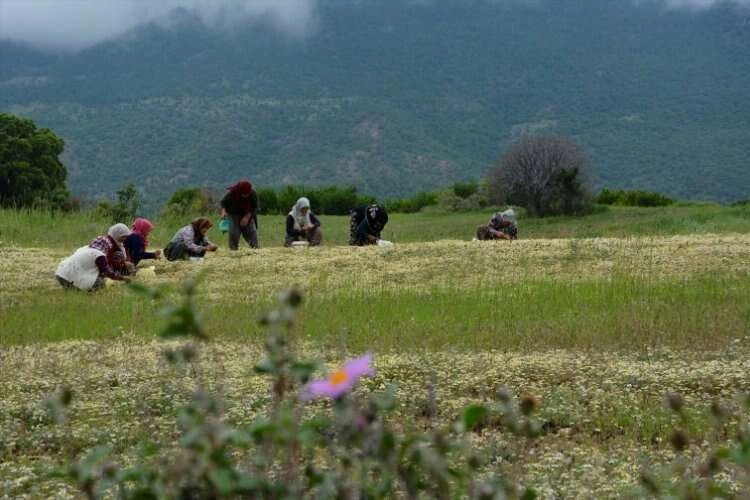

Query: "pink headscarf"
(131, 218), (154, 247)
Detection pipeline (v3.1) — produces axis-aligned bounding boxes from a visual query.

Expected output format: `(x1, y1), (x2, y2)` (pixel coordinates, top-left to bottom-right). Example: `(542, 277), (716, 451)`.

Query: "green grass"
(3, 275), (748, 351)
(1, 204), (749, 249)
(2, 207), (750, 497)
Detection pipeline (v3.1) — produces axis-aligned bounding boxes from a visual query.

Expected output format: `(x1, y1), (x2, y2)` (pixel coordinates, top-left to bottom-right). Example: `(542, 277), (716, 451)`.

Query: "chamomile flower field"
(1, 206), (749, 498)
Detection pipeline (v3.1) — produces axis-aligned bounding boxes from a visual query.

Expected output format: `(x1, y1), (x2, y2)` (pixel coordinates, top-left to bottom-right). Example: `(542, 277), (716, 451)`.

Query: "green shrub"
(596, 188), (674, 207)
(265, 185), (375, 215)
(163, 187), (217, 217)
(452, 181), (479, 199)
(95, 183), (140, 223)
(257, 187), (279, 214)
(387, 191), (438, 213)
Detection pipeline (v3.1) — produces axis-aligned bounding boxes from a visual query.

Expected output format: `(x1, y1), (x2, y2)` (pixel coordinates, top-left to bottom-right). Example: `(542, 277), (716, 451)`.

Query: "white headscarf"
(108, 223), (131, 241)
(107, 223), (131, 254)
(500, 208), (516, 225)
(491, 208), (517, 228)
(289, 197), (312, 229)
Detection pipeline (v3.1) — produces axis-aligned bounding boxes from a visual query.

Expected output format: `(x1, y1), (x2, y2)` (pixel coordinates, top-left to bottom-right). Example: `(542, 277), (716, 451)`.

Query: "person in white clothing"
(56, 224), (133, 291)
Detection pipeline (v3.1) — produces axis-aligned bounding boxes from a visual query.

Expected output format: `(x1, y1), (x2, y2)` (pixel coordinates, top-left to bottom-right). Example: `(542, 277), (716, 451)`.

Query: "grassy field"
(1, 206), (749, 497)
(2, 203), (750, 249)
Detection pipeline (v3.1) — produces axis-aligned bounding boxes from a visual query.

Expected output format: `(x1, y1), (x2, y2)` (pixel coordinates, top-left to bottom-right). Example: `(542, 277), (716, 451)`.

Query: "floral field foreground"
(2, 336), (749, 498)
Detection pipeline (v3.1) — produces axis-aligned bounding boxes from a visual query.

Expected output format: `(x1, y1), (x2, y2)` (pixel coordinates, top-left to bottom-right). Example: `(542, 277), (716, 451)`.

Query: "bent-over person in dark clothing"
(285, 197), (322, 246)
(220, 180), (259, 249)
(123, 217), (161, 266)
(476, 209), (518, 241)
(349, 204), (388, 246)
(164, 218), (218, 261)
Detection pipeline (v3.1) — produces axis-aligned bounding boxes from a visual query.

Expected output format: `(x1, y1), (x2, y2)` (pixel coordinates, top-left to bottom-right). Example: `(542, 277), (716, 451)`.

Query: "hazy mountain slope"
(1, 0), (748, 203)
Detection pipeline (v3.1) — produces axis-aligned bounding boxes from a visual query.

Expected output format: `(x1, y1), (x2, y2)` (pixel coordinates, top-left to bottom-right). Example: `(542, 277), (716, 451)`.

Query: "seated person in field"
(476, 209), (518, 241)
(285, 197), (322, 246)
(349, 204), (389, 246)
(164, 217), (218, 261)
(55, 225), (133, 291)
(123, 217), (161, 266)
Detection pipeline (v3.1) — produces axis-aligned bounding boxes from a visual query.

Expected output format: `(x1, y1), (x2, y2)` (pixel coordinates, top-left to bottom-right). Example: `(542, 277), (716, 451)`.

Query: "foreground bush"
(47, 280), (541, 499)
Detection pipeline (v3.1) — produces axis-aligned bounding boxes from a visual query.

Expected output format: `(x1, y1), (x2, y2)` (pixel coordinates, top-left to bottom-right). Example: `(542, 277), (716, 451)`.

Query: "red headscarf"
(227, 180), (254, 213)
(131, 217), (154, 247)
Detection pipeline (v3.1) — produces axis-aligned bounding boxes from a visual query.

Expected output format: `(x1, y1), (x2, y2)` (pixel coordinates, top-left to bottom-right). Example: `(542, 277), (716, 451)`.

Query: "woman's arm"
(95, 256), (128, 281)
(125, 235), (156, 263)
(286, 214), (301, 237)
(310, 213), (321, 228)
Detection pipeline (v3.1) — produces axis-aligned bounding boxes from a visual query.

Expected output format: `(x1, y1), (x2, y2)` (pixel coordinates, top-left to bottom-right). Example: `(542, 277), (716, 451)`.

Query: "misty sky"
(0, 0), (319, 51)
(1, 0), (748, 52)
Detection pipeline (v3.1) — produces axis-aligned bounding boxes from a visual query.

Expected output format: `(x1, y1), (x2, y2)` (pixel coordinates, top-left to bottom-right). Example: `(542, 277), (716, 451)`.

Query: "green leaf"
(179, 428), (205, 449)
(290, 361), (318, 383)
(456, 404), (488, 433)
(521, 487), (538, 500)
(225, 429), (252, 448)
(209, 468), (236, 495)
(248, 419), (275, 441)
(254, 358), (275, 374)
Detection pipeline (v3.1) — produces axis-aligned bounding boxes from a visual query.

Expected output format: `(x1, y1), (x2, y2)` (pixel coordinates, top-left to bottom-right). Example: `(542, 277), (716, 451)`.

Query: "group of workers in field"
(55, 179), (517, 291)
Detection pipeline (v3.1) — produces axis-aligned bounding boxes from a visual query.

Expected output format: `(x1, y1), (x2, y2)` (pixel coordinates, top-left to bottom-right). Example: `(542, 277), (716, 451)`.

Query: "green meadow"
(1, 205), (749, 497)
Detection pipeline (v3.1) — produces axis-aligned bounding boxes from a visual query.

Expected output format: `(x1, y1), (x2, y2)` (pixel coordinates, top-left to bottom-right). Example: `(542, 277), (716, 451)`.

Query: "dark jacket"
(123, 233), (157, 265)
(221, 191), (259, 217)
(286, 213), (321, 238)
(349, 206), (383, 246)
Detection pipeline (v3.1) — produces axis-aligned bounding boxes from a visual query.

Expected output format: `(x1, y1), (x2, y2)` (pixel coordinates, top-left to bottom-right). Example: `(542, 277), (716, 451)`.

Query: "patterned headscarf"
(365, 204), (388, 229)
(191, 218), (213, 243)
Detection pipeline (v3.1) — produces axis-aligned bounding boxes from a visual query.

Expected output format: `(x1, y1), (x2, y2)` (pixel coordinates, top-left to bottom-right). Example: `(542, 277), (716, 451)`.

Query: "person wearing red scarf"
(220, 180), (259, 249)
(124, 217), (161, 265)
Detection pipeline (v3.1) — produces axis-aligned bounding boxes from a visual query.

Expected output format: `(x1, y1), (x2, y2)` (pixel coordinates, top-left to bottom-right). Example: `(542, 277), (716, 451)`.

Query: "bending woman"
(220, 180), (259, 249)
(349, 204), (388, 246)
(55, 223), (133, 291)
(164, 218), (218, 261)
(123, 217), (161, 266)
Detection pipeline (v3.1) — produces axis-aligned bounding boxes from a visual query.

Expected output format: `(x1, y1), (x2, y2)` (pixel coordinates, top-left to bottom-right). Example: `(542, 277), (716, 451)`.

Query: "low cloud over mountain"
(1, 0), (748, 52)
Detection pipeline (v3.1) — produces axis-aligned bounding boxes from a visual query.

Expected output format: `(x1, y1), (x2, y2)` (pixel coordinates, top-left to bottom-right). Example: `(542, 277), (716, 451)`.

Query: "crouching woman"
(164, 217), (218, 261)
(55, 224), (133, 291)
(285, 197), (322, 246)
(349, 204), (389, 246)
(476, 209), (518, 241)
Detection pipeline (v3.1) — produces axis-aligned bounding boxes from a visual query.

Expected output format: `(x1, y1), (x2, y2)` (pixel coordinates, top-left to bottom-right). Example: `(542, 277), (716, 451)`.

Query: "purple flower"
(301, 354), (374, 401)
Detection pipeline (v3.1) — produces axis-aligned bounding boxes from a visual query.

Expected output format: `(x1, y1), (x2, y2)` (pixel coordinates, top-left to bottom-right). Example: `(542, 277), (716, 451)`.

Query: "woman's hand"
(207, 244), (219, 252)
(240, 214), (251, 227)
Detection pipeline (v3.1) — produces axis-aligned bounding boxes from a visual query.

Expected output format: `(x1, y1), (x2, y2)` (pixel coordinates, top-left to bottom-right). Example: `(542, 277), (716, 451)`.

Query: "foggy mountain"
(1, 0), (749, 203)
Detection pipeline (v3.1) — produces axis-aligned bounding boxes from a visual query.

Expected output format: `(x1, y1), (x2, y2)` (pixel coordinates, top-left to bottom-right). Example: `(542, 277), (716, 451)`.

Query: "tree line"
(1, 112), (690, 219)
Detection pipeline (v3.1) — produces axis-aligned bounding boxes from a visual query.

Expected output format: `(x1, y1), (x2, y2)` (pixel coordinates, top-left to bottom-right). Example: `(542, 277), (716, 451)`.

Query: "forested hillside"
(1, 0), (748, 203)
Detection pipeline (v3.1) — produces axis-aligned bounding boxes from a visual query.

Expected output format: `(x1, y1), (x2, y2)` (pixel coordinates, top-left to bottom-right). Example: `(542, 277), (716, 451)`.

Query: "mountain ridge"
(1, 0), (748, 203)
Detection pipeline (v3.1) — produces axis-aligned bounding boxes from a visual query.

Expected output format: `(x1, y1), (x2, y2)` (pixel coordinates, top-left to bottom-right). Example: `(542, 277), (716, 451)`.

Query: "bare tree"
(487, 135), (592, 216)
